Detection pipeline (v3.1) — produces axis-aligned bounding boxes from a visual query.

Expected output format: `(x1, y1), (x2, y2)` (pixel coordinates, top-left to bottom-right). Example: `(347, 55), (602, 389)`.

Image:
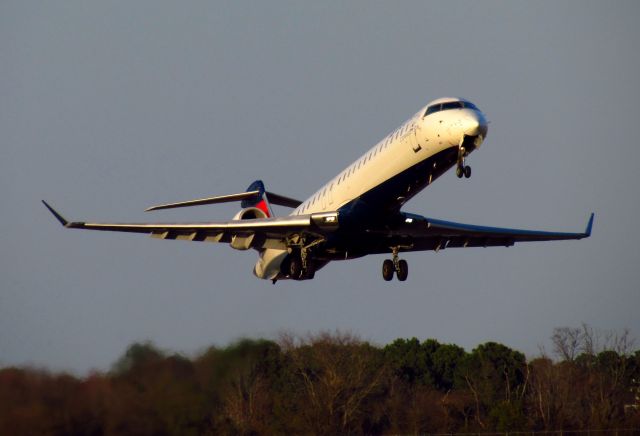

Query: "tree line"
(1, 325), (639, 435)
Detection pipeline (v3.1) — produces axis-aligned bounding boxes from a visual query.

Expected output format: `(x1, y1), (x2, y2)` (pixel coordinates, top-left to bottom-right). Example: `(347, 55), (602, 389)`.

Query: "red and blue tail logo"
(241, 180), (272, 217)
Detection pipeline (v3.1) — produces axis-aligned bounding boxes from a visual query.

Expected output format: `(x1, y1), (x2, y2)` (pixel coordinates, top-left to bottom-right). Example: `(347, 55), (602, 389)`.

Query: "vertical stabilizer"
(241, 180), (273, 217)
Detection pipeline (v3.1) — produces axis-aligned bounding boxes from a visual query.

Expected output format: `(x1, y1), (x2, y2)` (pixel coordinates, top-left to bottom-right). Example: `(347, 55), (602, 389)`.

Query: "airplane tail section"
(241, 180), (273, 218)
(144, 181), (303, 213)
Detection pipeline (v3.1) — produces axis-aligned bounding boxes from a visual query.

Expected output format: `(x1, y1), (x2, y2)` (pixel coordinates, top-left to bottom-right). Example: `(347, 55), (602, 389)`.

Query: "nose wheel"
(456, 164), (471, 179)
(456, 143), (472, 179)
(382, 248), (408, 281)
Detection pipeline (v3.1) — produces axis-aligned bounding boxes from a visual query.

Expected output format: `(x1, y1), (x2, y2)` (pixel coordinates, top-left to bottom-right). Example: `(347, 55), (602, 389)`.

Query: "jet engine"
(232, 207), (269, 221)
(228, 207), (269, 251)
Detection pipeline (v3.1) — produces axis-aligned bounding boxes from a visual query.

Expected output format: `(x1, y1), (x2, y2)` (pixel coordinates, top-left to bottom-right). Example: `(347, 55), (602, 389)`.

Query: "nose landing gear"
(456, 164), (471, 179)
(456, 136), (474, 179)
(382, 247), (408, 281)
(456, 145), (472, 179)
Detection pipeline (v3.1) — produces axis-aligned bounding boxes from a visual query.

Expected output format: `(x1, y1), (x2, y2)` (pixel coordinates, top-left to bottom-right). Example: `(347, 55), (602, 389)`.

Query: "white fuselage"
(254, 97), (488, 280)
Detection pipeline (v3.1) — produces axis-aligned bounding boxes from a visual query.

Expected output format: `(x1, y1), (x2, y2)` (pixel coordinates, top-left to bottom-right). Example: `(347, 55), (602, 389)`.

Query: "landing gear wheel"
(456, 166), (464, 178)
(464, 165), (471, 178)
(396, 259), (408, 281)
(382, 259), (394, 281)
(289, 255), (303, 280)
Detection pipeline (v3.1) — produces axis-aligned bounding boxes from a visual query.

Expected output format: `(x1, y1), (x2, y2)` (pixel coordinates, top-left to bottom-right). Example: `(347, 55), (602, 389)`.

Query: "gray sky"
(2, 1), (639, 374)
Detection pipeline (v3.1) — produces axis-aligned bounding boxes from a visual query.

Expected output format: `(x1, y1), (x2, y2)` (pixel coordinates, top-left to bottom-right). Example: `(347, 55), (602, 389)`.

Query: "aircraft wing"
(42, 201), (337, 250)
(376, 212), (593, 252)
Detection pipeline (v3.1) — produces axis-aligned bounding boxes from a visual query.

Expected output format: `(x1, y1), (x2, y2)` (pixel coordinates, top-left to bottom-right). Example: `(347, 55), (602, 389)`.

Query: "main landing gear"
(288, 252), (304, 279)
(382, 247), (408, 281)
(283, 237), (324, 280)
(286, 249), (315, 280)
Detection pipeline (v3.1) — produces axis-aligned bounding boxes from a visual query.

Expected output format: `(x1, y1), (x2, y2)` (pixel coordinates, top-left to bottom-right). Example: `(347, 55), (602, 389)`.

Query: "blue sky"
(2, 1), (639, 373)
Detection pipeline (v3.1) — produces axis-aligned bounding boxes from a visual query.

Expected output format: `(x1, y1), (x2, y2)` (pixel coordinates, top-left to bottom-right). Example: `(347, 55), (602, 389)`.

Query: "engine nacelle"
(253, 248), (288, 280)
(232, 207), (269, 221)
(229, 207), (269, 250)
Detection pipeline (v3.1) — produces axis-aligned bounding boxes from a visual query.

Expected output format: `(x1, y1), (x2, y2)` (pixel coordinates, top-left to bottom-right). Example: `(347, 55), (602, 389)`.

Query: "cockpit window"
(425, 100), (479, 117)
(425, 105), (441, 116)
(442, 101), (462, 110)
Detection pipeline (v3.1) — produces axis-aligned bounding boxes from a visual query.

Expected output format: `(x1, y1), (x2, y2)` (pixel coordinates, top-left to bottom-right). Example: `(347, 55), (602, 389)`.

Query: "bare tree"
(553, 324), (636, 362)
(546, 325), (637, 429)
(551, 326), (583, 361)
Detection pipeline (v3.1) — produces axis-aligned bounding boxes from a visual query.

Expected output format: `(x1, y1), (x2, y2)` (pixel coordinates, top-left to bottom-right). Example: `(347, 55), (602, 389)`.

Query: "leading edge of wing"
(42, 200), (312, 235)
(421, 212), (594, 241)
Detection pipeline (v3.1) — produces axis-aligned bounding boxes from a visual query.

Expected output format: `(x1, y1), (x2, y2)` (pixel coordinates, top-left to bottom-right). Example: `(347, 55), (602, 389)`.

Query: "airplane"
(43, 97), (593, 283)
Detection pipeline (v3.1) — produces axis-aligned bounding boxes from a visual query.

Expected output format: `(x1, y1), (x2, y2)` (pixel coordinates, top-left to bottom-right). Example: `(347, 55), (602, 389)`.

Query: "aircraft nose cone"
(464, 113), (488, 139)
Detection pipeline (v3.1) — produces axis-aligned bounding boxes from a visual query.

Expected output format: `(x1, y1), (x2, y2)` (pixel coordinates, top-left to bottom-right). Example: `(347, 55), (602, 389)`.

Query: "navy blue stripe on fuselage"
(315, 145), (462, 260)
(336, 145), (460, 225)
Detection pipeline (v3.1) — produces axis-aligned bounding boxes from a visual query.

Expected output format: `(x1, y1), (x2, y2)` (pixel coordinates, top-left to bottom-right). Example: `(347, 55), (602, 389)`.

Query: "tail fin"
(241, 180), (273, 217)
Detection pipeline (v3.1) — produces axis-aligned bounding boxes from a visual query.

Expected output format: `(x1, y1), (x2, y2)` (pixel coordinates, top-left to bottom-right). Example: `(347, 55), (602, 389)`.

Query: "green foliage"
(431, 342), (466, 391)
(383, 337), (466, 391)
(456, 342), (527, 405)
(489, 400), (527, 431)
(111, 341), (165, 374)
(384, 337), (432, 385)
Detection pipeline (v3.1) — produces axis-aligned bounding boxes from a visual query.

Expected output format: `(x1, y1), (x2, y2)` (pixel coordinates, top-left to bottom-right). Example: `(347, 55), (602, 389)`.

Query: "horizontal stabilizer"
(146, 190), (302, 212)
(266, 191), (302, 208)
(145, 191), (261, 212)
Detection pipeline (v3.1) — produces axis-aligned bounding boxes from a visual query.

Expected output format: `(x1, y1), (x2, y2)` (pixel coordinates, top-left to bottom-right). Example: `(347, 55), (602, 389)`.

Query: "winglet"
(42, 200), (69, 226)
(584, 213), (594, 238)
